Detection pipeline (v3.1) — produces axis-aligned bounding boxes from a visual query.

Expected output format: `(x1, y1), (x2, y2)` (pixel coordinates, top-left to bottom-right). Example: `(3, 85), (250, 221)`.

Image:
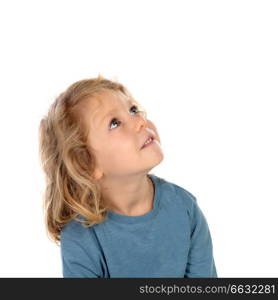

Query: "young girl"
(38, 75), (217, 278)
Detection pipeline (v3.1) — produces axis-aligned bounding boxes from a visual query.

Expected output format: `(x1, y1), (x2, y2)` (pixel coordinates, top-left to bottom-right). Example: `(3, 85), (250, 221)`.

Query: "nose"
(134, 114), (147, 132)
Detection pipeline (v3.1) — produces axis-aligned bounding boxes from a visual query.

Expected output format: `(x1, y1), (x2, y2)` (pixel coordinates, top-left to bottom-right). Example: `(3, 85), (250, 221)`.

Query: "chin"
(147, 153), (164, 170)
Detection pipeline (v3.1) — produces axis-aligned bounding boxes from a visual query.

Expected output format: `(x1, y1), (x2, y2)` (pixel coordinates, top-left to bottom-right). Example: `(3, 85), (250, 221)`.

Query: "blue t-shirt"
(60, 173), (217, 277)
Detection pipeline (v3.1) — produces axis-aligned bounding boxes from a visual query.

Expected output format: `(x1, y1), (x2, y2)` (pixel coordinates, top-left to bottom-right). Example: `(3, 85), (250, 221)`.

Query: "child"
(38, 75), (217, 278)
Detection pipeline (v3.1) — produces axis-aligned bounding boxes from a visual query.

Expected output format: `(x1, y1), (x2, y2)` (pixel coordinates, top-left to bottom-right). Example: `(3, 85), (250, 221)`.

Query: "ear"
(92, 167), (103, 180)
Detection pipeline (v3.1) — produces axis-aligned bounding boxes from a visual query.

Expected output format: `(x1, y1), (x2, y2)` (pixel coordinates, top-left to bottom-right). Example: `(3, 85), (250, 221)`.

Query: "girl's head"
(38, 75), (163, 244)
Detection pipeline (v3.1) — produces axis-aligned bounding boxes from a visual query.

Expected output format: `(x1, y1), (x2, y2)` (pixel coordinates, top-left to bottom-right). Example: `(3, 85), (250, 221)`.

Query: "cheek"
(101, 140), (139, 170)
(107, 138), (137, 154)
(119, 139), (138, 152)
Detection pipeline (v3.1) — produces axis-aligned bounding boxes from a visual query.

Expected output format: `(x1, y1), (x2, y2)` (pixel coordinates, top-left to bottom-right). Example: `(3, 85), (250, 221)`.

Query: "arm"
(60, 222), (102, 278)
(185, 197), (217, 278)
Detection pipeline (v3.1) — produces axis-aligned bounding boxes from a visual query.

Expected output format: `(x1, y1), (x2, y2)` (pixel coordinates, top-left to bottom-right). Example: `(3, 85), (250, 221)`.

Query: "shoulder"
(60, 216), (100, 250)
(150, 173), (197, 215)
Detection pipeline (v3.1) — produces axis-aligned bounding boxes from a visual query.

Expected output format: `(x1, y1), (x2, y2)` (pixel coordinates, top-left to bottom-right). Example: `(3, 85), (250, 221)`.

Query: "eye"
(130, 105), (139, 115)
(109, 105), (140, 130)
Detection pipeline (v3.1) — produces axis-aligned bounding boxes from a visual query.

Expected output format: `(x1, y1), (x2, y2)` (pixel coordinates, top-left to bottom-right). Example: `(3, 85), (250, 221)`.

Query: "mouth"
(141, 135), (155, 149)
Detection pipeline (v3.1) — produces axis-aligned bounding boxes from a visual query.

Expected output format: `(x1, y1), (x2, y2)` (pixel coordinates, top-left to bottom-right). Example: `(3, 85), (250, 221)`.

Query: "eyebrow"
(97, 99), (135, 128)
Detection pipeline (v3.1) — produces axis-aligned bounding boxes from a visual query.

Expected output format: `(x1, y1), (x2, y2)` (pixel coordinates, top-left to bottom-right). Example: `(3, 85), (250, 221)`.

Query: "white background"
(0, 0), (277, 277)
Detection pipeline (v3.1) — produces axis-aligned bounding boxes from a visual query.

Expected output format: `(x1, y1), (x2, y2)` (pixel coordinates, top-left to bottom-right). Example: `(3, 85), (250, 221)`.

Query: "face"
(83, 90), (164, 180)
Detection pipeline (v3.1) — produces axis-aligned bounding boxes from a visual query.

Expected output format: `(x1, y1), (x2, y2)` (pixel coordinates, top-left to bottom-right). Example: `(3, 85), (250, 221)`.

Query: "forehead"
(82, 90), (133, 128)
(93, 89), (131, 108)
(87, 90), (133, 119)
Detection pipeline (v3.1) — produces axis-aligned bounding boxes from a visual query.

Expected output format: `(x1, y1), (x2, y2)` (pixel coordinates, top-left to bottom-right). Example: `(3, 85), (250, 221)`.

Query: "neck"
(99, 174), (154, 216)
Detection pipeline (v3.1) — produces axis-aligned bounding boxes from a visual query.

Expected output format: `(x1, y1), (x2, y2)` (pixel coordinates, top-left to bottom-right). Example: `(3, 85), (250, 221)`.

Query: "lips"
(141, 134), (155, 149)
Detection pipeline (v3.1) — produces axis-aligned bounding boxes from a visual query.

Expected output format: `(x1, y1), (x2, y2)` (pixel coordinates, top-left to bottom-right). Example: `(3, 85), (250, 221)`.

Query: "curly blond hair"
(38, 75), (146, 245)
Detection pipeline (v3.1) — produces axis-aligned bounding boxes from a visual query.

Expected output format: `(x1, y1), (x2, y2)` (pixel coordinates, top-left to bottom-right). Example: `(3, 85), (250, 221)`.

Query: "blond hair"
(38, 75), (146, 245)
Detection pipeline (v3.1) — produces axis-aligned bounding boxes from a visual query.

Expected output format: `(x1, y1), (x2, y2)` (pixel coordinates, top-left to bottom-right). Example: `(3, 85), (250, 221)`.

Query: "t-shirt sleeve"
(60, 221), (102, 278)
(184, 195), (217, 278)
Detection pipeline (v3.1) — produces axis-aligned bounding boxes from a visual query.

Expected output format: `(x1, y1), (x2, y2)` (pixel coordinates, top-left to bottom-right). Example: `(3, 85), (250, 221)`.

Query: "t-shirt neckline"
(106, 173), (160, 224)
